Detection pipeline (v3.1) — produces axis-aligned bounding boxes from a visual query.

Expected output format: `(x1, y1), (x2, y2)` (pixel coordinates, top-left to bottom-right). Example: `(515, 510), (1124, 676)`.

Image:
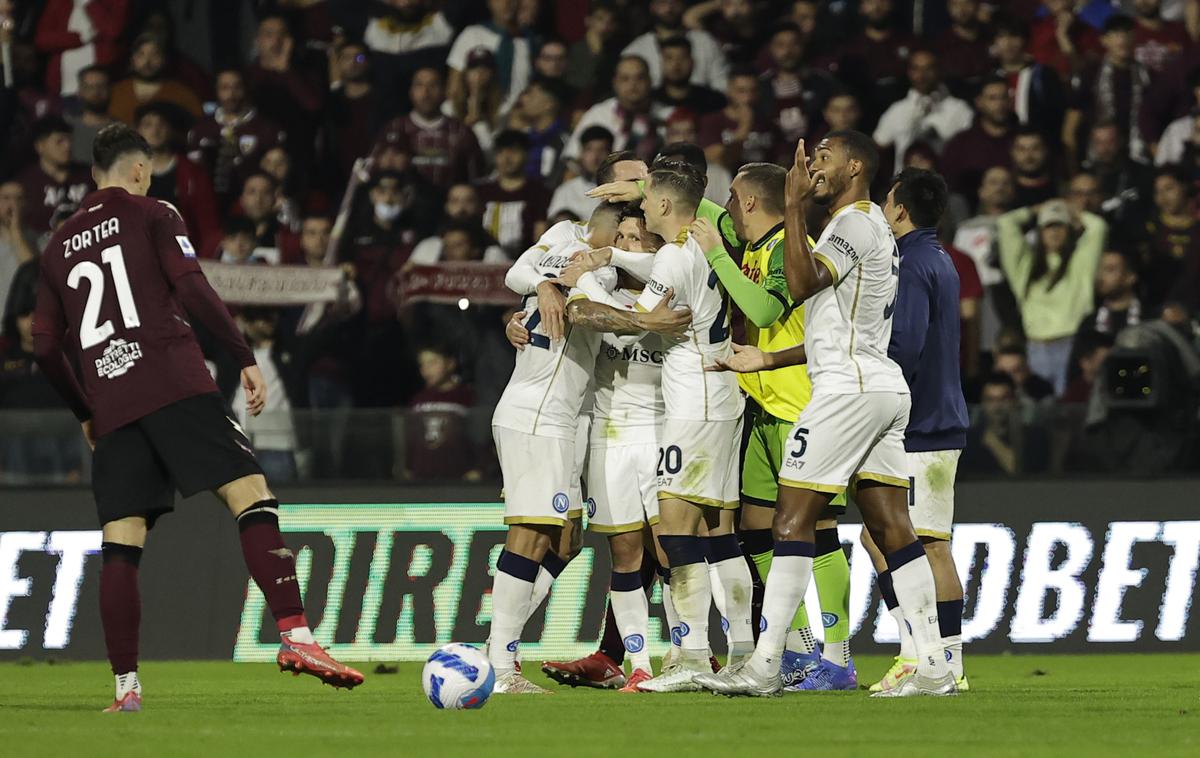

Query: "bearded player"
(32, 124), (362, 713)
(698, 133), (955, 697)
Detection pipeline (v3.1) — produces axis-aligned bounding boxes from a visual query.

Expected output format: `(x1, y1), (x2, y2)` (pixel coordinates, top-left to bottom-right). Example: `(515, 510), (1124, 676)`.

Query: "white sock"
(944, 634), (963, 679)
(712, 556), (754, 660)
(707, 561), (726, 618)
(822, 639), (850, 668)
(115, 671), (141, 699)
(670, 561), (713, 665)
(610, 574), (652, 674)
(488, 555), (537, 675)
(890, 550), (950, 680)
(889, 606), (915, 659)
(526, 566), (555, 621)
(749, 552), (812, 678)
(661, 577), (682, 656)
(282, 625), (315, 645)
(785, 626), (817, 655)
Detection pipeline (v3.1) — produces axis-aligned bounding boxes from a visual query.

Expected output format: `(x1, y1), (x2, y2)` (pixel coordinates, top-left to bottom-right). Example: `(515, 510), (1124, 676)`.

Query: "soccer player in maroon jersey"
(31, 124), (363, 713)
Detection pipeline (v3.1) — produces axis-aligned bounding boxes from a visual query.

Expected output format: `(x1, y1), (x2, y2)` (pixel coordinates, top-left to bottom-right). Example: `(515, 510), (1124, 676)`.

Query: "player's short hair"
(92, 123), (150, 171)
(589, 200), (624, 228)
(596, 150), (639, 185)
(889, 168), (948, 228)
(617, 202), (645, 225)
(660, 35), (692, 55)
(647, 165), (705, 215)
(493, 129), (531, 152)
(32, 115), (72, 143)
(655, 142), (707, 175)
(735, 162), (787, 216)
(823, 129), (880, 183)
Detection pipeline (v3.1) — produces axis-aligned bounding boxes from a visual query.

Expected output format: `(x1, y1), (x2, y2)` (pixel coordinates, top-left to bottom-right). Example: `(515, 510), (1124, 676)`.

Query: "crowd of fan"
(2, 0), (1200, 480)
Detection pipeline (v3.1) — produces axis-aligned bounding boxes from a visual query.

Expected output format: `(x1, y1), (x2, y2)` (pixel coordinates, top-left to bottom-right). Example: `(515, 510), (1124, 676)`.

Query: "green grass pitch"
(1, 654), (1196, 757)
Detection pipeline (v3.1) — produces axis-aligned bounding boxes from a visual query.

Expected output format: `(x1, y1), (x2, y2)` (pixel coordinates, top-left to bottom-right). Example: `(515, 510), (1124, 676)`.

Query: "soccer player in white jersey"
(509, 208), (676, 692)
(556, 164), (751, 693)
(696, 132), (956, 698)
(488, 204), (688, 694)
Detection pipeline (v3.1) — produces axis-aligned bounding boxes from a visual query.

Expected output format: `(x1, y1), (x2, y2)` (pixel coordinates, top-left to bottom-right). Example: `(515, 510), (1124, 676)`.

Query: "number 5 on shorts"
(790, 427), (809, 458)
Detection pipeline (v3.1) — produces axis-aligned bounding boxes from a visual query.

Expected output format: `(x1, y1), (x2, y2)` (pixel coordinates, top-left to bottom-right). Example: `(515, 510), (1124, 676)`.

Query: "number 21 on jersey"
(67, 244), (140, 349)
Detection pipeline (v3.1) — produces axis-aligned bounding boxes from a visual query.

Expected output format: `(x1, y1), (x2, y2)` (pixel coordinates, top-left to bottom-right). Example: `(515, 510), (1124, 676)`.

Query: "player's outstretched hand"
(586, 180), (642, 203)
(535, 280), (567, 340)
(507, 311), (531, 350)
(707, 343), (767, 373)
(241, 365), (267, 416)
(690, 218), (723, 255)
(786, 139), (813, 203)
(80, 420), (96, 451)
(637, 287), (692, 339)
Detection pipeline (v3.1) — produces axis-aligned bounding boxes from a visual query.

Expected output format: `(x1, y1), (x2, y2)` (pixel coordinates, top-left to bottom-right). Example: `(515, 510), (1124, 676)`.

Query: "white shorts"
(587, 440), (660, 533)
(571, 416), (590, 512)
(906, 449), (960, 541)
(493, 426), (580, 525)
(656, 417), (742, 509)
(778, 392), (910, 495)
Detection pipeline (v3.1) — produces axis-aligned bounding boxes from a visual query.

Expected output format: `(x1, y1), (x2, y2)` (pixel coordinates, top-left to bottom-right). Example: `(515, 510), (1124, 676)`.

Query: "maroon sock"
(100, 542), (142, 675)
(598, 551), (659, 663)
(237, 500), (306, 633)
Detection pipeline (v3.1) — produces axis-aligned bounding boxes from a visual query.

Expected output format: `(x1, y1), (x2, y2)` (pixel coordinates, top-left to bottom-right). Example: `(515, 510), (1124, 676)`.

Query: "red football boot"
(277, 636), (364, 689)
(102, 691), (142, 713)
(541, 651), (626, 689)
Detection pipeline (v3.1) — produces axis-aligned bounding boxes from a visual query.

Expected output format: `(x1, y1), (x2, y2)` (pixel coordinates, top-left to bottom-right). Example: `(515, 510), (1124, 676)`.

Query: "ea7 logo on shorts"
(783, 458), (805, 471)
(586, 497), (597, 518)
(552, 492), (570, 513)
(821, 612), (838, 628)
(623, 634), (645, 653)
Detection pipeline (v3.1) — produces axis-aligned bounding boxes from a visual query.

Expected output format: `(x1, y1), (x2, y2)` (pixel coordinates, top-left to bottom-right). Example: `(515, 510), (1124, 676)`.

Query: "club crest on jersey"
(94, 338), (143, 379)
(822, 612), (838, 628)
(623, 634), (645, 653)
(552, 492), (570, 513)
(586, 497), (597, 519)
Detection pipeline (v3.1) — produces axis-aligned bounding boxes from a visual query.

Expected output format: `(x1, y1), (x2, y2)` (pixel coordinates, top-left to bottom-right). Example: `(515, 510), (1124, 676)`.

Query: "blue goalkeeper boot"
(788, 657), (858, 691)
(779, 648), (821, 689)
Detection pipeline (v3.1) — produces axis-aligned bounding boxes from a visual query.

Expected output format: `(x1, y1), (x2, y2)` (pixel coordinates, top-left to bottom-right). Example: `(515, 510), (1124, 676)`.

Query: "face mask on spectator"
(375, 202), (402, 222)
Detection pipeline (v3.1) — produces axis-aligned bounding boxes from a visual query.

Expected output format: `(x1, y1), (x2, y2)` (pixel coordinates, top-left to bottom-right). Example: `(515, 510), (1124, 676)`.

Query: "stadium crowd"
(2, 0), (1200, 481)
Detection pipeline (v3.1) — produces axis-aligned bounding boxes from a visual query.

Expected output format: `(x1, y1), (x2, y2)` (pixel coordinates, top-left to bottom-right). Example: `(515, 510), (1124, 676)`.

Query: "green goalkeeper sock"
(814, 527), (852, 666)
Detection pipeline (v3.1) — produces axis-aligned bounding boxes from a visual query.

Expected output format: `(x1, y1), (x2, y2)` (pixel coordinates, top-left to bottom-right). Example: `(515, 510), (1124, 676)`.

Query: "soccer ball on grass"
(422, 643), (495, 709)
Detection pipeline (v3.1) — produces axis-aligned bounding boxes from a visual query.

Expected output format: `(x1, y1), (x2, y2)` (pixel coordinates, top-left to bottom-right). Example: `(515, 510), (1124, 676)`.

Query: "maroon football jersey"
(34, 187), (225, 436)
(17, 162), (94, 234)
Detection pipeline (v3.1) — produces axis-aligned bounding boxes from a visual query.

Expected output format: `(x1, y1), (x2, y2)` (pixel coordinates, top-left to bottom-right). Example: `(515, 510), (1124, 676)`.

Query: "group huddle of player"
(485, 131), (970, 698)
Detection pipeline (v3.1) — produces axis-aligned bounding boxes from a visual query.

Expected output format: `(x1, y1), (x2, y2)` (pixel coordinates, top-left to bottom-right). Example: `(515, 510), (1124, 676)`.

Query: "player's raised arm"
(782, 140), (834, 302)
(31, 268), (93, 432)
(567, 286), (692, 340)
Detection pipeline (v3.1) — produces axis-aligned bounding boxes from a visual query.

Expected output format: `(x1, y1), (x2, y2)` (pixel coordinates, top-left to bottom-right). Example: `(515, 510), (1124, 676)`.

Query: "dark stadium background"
(0, 0), (1197, 660)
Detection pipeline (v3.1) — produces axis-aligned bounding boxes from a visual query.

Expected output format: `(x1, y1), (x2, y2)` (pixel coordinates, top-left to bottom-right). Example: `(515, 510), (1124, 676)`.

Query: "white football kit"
(635, 231), (744, 509)
(779, 200), (912, 494)
(494, 239), (603, 525)
(568, 284), (666, 533)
